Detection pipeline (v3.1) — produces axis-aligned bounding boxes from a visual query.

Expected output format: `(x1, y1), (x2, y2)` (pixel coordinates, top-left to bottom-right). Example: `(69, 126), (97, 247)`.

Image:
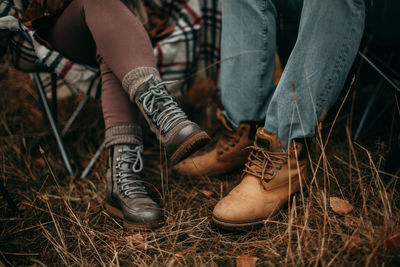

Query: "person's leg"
(42, 0), (155, 76)
(265, 0), (367, 149)
(219, 0), (277, 127)
(100, 60), (139, 130)
(212, 0), (367, 229)
(173, 0), (304, 179)
(43, 0), (210, 165)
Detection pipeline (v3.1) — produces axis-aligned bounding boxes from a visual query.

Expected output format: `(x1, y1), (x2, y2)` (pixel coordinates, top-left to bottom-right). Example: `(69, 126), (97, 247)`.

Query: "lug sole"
(212, 216), (267, 230)
(105, 202), (164, 231)
(170, 130), (210, 165)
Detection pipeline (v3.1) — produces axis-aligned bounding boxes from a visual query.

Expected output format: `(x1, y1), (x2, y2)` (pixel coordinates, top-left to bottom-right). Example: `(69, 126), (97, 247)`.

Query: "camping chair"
(12, 28), (106, 176)
(353, 49), (400, 140)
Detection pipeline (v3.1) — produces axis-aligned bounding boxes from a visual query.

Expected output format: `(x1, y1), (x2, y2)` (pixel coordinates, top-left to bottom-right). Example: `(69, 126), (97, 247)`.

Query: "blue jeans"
(220, 0), (367, 149)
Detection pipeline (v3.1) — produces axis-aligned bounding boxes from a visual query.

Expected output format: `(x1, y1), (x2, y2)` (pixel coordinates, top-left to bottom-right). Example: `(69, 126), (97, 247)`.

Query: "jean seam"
(256, 0), (270, 119)
(315, 3), (363, 117)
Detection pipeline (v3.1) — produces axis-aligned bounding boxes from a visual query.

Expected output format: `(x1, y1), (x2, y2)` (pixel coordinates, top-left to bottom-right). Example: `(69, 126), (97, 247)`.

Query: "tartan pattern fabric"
(0, 0), (221, 97)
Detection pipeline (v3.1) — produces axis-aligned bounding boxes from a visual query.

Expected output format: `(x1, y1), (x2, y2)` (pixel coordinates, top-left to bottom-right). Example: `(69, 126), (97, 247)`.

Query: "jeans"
(220, 0), (367, 149)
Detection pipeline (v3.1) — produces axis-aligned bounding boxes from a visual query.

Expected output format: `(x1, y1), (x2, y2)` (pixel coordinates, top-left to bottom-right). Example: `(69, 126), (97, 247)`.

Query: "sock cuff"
(105, 125), (143, 148)
(122, 67), (161, 98)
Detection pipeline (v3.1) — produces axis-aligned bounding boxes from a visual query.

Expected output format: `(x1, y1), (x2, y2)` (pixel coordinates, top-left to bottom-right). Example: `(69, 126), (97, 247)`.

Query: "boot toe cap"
(123, 201), (164, 224)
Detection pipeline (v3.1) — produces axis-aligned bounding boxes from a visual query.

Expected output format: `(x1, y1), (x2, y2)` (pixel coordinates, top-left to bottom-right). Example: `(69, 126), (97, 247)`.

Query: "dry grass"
(1, 58), (400, 266)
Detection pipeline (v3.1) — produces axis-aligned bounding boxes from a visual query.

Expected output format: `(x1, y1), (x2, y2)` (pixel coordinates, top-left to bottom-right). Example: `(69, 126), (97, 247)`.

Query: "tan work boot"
(173, 110), (256, 177)
(212, 128), (308, 229)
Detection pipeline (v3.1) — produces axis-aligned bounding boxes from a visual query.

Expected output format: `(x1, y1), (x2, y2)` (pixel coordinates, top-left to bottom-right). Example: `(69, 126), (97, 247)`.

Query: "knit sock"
(122, 67), (161, 101)
(105, 125), (143, 148)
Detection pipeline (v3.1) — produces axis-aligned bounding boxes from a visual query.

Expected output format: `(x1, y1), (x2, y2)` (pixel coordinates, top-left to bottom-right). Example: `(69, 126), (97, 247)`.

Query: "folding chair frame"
(353, 50), (400, 140)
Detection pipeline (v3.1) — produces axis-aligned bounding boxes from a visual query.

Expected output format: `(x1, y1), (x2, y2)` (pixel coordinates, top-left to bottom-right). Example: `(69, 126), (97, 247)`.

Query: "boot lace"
(243, 146), (288, 188)
(115, 145), (147, 198)
(139, 80), (187, 135)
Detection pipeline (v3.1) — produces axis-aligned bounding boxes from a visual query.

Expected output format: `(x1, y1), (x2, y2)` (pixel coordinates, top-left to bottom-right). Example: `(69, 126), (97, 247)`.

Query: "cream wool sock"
(105, 125), (143, 148)
(122, 67), (161, 101)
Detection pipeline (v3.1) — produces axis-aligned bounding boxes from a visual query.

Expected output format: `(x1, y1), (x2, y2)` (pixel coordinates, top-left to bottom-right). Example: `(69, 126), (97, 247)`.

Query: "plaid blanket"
(0, 0), (221, 97)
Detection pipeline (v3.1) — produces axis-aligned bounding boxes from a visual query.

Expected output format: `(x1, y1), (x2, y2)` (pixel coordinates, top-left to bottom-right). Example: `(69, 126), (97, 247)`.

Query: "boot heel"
(170, 131), (210, 165)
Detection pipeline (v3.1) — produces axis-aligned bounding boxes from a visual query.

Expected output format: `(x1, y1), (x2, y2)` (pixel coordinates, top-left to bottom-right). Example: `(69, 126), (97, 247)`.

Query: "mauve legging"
(41, 0), (156, 129)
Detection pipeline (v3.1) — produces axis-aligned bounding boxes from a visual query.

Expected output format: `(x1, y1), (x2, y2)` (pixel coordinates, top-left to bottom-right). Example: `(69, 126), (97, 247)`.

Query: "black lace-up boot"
(122, 68), (210, 165)
(104, 126), (164, 230)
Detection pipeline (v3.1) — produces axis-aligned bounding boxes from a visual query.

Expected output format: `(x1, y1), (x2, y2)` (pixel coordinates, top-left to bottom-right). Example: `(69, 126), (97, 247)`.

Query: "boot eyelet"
(218, 151), (223, 155)
(277, 165), (282, 170)
(241, 126), (246, 130)
(230, 143), (235, 147)
(224, 147), (229, 151)
(235, 139), (240, 143)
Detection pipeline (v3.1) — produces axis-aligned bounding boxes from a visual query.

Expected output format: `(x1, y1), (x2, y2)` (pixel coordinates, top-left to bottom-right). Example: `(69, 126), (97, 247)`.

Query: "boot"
(212, 128), (307, 229)
(173, 110), (256, 177)
(123, 68), (210, 164)
(104, 126), (164, 230)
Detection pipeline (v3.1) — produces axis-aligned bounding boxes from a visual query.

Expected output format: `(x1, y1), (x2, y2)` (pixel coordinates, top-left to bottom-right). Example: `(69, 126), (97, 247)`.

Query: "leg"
(212, 0), (367, 229)
(42, 0), (210, 164)
(220, 0), (277, 127)
(42, 0), (155, 77)
(265, 0), (367, 148)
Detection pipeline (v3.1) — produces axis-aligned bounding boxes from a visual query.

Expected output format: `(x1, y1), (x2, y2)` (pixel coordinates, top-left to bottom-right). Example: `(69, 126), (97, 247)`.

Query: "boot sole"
(170, 130), (210, 165)
(105, 202), (164, 231)
(212, 216), (267, 230)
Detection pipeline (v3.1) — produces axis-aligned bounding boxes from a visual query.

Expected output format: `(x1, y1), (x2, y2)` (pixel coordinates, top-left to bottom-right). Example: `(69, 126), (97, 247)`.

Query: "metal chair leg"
(353, 77), (384, 140)
(81, 141), (106, 178)
(34, 73), (75, 176)
(0, 177), (18, 212)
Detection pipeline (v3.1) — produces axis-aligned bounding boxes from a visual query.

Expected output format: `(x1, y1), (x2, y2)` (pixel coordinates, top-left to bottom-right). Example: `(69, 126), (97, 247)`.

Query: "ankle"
(105, 125), (143, 148)
(122, 67), (160, 100)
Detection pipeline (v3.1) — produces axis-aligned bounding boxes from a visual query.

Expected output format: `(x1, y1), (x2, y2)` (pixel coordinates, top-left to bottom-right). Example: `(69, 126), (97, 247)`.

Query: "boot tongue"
(216, 109), (234, 132)
(255, 129), (282, 152)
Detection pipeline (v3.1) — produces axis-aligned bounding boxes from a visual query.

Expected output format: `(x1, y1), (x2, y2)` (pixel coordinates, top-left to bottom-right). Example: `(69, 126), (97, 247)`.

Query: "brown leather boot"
(133, 75), (210, 164)
(212, 128), (307, 229)
(173, 110), (255, 177)
(105, 144), (164, 230)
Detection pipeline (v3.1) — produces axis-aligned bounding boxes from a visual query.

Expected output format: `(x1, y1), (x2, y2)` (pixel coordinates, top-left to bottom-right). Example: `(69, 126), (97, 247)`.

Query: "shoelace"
(139, 80), (187, 135)
(243, 146), (288, 189)
(115, 145), (147, 198)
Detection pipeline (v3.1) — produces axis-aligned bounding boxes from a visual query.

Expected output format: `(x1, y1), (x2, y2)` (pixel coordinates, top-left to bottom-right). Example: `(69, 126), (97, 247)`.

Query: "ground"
(1, 54), (400, 266)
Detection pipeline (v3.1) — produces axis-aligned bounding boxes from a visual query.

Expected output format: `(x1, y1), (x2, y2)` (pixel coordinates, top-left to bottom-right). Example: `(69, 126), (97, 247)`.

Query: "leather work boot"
(105, 144), (164, 230)
(212, 128), (308, 229)
(173, 110), (256, 177)
(133, 76), (210, 164)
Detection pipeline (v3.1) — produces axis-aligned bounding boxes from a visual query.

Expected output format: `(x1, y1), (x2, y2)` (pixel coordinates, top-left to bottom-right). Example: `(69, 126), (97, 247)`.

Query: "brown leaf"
(200, 190), (214, 197)
(236, 255), (258, 267)
(0, 260), (5, 267)
(37, 194), (49, 202)
(330, 197), (354, 215)
(341, 234), (362, 254)
(125, 234), (147, 250)
(33, 157), (45, 167)
(344, 216), (360, 227)
(385, 233), (400, 250)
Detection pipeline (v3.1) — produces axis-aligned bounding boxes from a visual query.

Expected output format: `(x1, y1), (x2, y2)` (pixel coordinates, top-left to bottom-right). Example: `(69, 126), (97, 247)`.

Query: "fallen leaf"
(330, 197), (354, 215)
(37, 194), (49, 202)
(344, 216), (359, 227)
(385, 233), (400, 250)
(0, 260), (5, 267)
(341, 234), (362, 254)
(236, 255), (258, 267)
(125, 234), (147, 250)
(200, 190), (214, 197)
(33, 158), (45, 167)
